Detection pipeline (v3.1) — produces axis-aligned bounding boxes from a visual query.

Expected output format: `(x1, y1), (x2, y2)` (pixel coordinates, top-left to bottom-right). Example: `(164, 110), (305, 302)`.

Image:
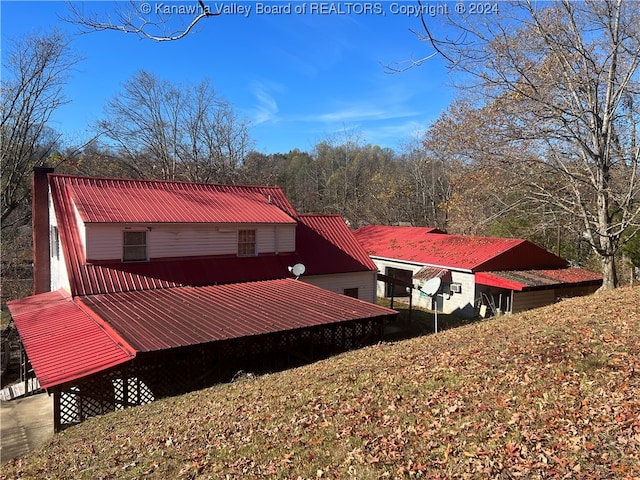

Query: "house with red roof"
(7, 169), (396, 430)
(353, 225), (602, 317)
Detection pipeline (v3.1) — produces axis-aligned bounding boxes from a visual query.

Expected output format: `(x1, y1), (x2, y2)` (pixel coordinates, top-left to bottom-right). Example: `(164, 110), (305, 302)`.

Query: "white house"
(39, 172), (379, 302)
(8, 169), (397, 431)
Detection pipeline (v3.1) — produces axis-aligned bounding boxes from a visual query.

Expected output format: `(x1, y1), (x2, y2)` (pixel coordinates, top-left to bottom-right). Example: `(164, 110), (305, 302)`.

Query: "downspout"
(274, 225), (278, 255)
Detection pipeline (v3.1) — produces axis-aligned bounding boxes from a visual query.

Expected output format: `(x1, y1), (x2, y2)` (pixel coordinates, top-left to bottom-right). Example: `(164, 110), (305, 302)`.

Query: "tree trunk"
(600, 254), (618, 290)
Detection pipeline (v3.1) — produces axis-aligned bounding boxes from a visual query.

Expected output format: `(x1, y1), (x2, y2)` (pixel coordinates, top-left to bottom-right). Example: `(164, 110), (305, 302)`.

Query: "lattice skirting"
(51, 317), (384, 431)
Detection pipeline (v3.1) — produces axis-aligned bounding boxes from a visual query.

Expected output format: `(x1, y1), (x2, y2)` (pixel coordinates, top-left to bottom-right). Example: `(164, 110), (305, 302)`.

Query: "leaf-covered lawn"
(4, 287), (640, 479)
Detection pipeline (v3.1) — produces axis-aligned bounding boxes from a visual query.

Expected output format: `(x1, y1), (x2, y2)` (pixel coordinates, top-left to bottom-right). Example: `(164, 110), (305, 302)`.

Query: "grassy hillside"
(3, 287), (640, 479)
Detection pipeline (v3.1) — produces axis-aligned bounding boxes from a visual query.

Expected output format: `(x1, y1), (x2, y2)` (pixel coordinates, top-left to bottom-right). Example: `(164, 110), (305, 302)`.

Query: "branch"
(383, 51), (439, 74)
(63, 0), (221, 41)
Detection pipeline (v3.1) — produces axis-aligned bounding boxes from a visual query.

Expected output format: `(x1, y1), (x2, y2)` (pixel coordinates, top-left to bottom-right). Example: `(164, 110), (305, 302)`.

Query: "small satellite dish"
(421, 277), (441, 297)
(288, 263), (306, 278)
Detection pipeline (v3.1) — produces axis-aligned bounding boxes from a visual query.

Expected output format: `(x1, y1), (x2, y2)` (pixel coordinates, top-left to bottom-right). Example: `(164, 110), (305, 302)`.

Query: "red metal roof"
(297, 215), (378, 274)
(353, 226), (567, 271)
(54, 174), (297, 224)
(50, 175), (178, 296)
(49, 173), (376, 296)
(78, 279), (397, 352)
(6, 290), (135, 389)
(475, 267), (603, 291)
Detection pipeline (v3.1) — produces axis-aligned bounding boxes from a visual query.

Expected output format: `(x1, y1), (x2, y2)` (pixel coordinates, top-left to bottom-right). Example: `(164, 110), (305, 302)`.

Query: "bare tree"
(416, 0), (640, 289)
(65, 1), (220, 41)
(1, 29), (81, 228)
(182, 85), (254, 184)
(99, 70), (253, 182)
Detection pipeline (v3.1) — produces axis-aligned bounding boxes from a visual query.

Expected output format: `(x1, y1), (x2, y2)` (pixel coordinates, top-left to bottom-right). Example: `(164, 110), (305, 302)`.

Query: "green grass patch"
(377, 297), (474, 341)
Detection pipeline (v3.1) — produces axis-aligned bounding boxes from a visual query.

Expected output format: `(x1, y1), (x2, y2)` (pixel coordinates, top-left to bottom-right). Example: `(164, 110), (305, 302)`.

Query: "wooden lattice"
(52, 317), (385, 431)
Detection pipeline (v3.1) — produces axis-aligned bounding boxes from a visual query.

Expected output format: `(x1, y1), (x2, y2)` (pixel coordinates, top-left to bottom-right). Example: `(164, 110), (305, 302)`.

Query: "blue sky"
(1, 1), (456, 154)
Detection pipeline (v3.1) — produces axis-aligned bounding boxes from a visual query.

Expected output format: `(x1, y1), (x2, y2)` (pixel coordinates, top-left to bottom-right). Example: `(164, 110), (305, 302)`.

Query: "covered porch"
(8, 279), (397, 431)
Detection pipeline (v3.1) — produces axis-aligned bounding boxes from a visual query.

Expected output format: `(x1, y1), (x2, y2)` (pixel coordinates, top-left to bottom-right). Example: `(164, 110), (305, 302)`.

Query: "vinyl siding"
(371, 258), (477, 318)
(49, 192), (70, 292)
(303, 271), (377, 303)
(85, 223), (296, 261)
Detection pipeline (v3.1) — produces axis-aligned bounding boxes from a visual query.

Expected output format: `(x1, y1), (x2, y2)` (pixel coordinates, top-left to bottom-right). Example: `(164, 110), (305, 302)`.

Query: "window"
(343, 288), (359, 299)
(238, 229), (257, 257)
(50, 225), (60, 259)
(123, 231), (147, 262)
(385, 266), (412, 297)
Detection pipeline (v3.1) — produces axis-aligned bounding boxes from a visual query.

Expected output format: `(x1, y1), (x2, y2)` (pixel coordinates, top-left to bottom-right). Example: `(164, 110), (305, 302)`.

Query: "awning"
(9, 281), (398, 387)
(475, 267), (603, 291)
(413, 267), (451, 283)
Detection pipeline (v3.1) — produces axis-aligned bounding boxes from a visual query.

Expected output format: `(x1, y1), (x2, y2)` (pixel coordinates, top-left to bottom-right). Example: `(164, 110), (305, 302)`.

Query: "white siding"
(280, 225), (296, 252)
(303, 271), (377, 303)
(371, 258), (477, 318)
(84, 223), (296, 261)
(49, 192), (70, 292)
(72, 201), (86, 254)
(512, 290), (555, 313)
(85, 225), (122, 260)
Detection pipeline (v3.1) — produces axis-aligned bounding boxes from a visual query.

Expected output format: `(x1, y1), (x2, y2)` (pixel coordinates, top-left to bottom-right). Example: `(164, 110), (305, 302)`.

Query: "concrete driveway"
(0, 393), (54, 463)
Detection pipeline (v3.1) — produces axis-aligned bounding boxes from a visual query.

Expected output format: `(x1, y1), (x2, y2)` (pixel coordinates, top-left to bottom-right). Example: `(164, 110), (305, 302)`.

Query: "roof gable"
(296, 215), (378, 274)
(54, 174), (297, 224)
(353, 226), (567, 271)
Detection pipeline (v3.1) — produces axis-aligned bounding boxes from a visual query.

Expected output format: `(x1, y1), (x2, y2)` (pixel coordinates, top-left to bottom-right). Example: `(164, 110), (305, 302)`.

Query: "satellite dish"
(288, 263), (306, 278)
(421, 277), (441, 297)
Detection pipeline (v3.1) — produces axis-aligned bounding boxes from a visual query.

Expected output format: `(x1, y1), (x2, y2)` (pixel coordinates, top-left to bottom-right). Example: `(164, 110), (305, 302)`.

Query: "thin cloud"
(250, 82), (280, 125)
(315, 105), (421, 123)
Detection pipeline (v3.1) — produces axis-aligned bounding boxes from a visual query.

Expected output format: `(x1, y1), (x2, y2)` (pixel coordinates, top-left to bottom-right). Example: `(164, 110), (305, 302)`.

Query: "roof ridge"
(49, 173), (285, 191)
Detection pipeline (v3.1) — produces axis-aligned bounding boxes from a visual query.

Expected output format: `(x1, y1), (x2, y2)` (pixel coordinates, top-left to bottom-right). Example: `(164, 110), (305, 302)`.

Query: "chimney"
(32, 166), (54, 295)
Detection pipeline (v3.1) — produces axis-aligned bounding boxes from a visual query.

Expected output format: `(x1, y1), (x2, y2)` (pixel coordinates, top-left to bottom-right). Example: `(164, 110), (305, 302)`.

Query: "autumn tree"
(99, 70), (253, 183)
(418, 0), (640, 289)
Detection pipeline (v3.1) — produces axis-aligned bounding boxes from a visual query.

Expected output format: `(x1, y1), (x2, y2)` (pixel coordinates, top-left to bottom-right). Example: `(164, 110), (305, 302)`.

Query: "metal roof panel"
(7, 290), (135, 389)
(298, 215), (378, 272)
(79, 279), (397, 352)
(353, 225), (567, 271)
(475, 267), (603, 291)
(53, 174), (297, 224)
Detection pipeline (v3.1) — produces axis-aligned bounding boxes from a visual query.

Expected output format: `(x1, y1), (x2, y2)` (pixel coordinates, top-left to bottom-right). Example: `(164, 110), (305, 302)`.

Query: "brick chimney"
(32, 166), (54, 294)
